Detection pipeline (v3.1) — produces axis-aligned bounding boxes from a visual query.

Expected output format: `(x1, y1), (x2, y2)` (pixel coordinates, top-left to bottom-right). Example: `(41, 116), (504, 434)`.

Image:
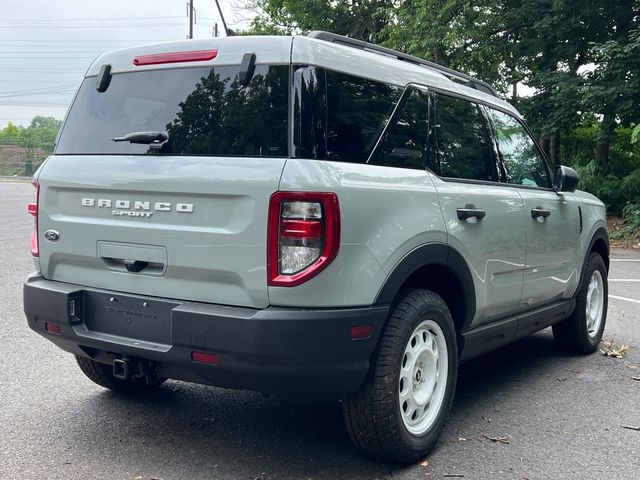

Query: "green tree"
(0, 122), (21, 144)
(19, 117), (61, 175)
(244, 0), (392, 42)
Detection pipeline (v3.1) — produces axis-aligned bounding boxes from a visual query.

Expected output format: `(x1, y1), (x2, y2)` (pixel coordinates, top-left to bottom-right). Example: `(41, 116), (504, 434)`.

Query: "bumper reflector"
(191, 351), (219, 365)
(351, 324), (373, 339)
(45, 323), (61, 335)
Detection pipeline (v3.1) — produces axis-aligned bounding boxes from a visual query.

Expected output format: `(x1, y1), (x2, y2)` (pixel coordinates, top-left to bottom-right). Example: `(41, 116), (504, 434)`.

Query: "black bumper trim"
(24, 274), (389, 401)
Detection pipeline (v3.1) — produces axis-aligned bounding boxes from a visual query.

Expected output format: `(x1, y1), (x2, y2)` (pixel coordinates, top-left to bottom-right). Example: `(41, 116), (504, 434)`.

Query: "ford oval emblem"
(44, 230), (60, 241)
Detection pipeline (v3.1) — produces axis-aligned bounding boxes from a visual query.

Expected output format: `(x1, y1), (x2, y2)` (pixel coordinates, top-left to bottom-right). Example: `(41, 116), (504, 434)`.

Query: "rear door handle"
(457, 205), (486, 221)
(531, 206), (551, 219)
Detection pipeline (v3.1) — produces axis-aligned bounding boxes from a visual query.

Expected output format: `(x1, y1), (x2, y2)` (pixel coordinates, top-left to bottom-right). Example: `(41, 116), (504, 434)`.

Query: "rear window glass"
(56, 65), (289, 157)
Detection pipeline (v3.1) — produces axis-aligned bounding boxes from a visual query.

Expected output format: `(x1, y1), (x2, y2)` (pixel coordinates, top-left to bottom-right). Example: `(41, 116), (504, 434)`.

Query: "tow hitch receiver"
(112, 358), (129, 380)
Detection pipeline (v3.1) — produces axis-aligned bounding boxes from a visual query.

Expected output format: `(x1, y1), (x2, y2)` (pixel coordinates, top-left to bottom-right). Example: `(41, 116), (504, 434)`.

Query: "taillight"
(28, 180), (39, 257)
(268, 192), (340, 287)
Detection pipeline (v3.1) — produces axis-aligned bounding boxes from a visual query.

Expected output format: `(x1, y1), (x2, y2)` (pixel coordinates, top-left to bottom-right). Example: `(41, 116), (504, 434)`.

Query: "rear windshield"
(56, 64), (289, 157)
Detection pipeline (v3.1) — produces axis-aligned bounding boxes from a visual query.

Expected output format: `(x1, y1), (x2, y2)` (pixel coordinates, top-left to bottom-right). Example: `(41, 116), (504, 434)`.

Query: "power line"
(0, 39), (177, 43)
(0, 23), (187, 29)
(0, 84), (77, 97)
(0, 16), (185, 23)
(0, 102), (70, 107)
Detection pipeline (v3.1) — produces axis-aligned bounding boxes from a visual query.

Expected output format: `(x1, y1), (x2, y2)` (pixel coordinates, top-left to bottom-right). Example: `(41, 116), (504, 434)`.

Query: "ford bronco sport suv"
(24, 32), (609, 464)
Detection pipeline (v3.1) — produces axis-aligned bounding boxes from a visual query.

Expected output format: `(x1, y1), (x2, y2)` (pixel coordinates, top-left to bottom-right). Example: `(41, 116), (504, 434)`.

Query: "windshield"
(56, 64), (289, 157)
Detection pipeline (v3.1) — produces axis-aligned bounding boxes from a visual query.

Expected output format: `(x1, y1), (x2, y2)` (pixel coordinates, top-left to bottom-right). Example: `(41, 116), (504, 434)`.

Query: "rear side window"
(294, 68), (401, 163)
(433, 94), (498, 182)
(369, 86), (432, 170)
(56, 65), (289, 157)
(326, 71), (401, 163)
(488, 109), (551, 188)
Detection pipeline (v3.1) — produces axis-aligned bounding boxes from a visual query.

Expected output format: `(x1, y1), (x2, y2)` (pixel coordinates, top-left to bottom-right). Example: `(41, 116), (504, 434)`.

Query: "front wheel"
(553, 252), (608, 354)
(342, 289), (458, 464)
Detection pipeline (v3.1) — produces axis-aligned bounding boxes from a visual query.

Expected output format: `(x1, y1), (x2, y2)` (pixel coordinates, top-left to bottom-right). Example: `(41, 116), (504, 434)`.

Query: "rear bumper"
(23, 274), (388, 401)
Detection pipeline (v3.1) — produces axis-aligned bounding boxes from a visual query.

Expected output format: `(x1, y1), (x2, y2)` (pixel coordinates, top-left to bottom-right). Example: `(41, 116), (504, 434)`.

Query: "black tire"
(553, 252), (608, 354)
(75, 356), (165, 393)
(342, 289), (458, 465)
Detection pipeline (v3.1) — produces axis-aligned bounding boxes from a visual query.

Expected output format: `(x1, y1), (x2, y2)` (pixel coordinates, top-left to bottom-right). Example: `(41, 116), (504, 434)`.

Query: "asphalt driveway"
(1, 181), (638, 480)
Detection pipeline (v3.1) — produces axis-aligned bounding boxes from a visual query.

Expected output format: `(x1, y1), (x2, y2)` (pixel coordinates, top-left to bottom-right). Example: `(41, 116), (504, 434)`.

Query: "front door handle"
(457, 205), (486, 221)
(531, 206), (551, 219)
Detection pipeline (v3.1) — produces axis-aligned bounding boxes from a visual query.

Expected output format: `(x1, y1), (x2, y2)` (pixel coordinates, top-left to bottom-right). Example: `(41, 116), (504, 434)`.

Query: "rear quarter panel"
(271, 159), (447, 307)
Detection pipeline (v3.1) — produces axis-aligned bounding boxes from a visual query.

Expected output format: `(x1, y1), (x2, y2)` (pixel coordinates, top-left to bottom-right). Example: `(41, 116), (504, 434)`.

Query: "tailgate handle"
(123, 259), (149, 273)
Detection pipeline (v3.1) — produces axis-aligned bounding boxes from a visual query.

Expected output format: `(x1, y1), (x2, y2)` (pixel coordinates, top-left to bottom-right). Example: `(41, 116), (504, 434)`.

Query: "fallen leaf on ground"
(420, 460), (430, 467)
(621, 425), (640, 431)
(457, 437), (467, 442)
(480, 433), (512, 444)
(600, 340), (630, 358)
(627, 364), (639, 370)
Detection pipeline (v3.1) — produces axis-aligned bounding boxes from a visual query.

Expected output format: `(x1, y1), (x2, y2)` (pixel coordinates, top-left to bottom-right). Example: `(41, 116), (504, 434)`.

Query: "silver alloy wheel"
(398, 319), (448, 435)
(585, 270), (605, 338)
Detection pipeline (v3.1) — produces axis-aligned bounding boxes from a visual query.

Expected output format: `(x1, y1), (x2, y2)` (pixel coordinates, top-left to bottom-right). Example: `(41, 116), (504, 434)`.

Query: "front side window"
(369, 86), (432, 170)
(433, 93), (497, 182)
(56, 65), (289, 157)
(488, 109), (551, 188)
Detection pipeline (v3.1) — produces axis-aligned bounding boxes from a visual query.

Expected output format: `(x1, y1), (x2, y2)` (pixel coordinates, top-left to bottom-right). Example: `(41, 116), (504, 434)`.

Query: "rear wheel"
(75, 356), (165, 393)
(342, 289), (458, 464)
(553, 252), (608, 354)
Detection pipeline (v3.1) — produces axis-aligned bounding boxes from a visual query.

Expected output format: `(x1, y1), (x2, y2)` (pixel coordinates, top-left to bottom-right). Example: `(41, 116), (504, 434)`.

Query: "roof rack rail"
(307, 31), (499, 98)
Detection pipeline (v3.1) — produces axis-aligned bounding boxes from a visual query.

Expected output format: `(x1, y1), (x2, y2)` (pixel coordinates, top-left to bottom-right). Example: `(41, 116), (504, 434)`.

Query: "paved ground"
(1, 181), (638, 480)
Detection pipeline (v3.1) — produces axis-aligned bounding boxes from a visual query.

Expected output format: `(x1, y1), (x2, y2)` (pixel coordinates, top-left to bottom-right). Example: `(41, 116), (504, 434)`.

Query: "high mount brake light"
(268, 192), (340, 287)
(133, 50), (218, 66)
(28, 180), (39, 257)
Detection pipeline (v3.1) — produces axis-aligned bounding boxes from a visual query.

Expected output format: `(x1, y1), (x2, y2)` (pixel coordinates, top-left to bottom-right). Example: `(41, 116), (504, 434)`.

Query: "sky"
(0, 0), (253, 129)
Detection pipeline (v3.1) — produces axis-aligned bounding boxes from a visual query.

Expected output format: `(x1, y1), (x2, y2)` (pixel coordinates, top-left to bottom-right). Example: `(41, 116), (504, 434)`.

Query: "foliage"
(0, 116), (62, 176)
(632, 124), (640, 145)
(244, 0), (392, 41)
(609, 202), (640, 246)
(574, 162), (627, 214)
(0, 122), (21, 144)
(622, 168), (640, 203)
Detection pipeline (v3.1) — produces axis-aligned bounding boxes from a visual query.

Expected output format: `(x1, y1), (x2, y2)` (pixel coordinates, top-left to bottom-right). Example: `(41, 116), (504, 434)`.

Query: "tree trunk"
(433, 44), (446, 65)
(539, 135), (550, 158)
(595, 112), (615, 173)
(549, 133), (560, 167)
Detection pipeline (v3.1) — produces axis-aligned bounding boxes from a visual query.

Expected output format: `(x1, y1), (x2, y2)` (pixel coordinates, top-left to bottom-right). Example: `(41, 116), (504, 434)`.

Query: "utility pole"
(188, 0), (194, 39)
(213, 0), (232, 36)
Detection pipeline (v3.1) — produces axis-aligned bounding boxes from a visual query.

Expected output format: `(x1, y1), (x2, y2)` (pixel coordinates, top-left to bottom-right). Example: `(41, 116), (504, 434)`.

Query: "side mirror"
(555, 165), (579, 192)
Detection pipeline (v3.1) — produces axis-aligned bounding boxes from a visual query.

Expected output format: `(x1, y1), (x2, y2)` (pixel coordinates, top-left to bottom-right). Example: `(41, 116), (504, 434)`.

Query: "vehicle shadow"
(62, 331), (572, 479)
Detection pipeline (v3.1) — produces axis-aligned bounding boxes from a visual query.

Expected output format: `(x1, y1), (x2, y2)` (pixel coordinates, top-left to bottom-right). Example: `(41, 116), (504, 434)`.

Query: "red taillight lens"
(133, 50), (218, 66)
(268, 192), (340, 287)
(28, 180), (39, 257)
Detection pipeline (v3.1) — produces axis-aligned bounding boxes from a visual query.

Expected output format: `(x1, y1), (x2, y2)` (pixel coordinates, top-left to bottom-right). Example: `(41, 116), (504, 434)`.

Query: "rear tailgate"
(35, 37), (293, 308)
(37, 155), (285, 308)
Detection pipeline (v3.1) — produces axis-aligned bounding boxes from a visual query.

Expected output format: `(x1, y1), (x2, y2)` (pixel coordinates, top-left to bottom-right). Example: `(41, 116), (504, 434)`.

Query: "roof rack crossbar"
(307, 31), (499, 98)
